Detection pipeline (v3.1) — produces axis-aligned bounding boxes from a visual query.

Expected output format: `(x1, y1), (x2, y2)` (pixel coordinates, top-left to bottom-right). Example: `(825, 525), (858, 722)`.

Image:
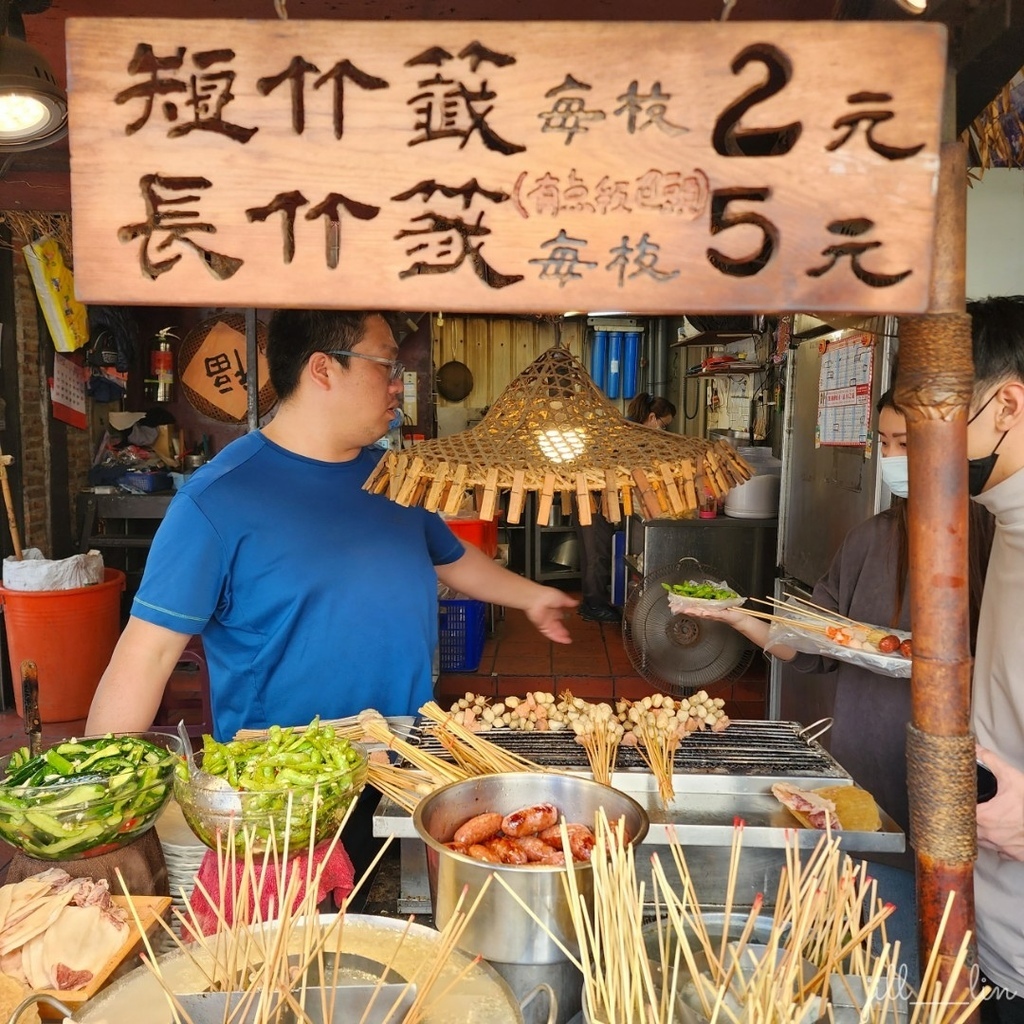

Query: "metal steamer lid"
(622, 556), (754, 694)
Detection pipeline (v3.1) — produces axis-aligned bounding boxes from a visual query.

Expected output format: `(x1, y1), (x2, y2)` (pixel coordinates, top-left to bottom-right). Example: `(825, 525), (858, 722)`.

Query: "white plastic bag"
(765, 604), (911, 679)
(2, 549), (105, 591)
(666, 579), (746, 615)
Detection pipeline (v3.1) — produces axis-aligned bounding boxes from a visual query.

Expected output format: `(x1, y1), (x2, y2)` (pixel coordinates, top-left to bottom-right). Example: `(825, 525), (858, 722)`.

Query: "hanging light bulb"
(0, 31), (68, 153)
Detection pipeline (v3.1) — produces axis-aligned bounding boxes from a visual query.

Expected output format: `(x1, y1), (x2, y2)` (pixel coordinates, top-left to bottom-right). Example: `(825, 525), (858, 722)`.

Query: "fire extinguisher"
(145, 327), (178, 403)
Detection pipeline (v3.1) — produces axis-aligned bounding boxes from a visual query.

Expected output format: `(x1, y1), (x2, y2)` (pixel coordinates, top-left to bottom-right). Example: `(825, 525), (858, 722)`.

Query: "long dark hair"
(626, 392), (676, 425)
(878, 388), (994, 649)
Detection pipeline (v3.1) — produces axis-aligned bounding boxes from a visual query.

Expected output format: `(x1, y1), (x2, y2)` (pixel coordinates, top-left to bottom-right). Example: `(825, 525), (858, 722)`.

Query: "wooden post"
(0, 450), (23, 561)
(897, 141), (977, 997)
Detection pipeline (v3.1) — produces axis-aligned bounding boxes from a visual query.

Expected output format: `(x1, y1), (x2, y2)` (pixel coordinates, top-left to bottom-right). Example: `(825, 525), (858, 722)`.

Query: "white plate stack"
(155, 797), (208, 944)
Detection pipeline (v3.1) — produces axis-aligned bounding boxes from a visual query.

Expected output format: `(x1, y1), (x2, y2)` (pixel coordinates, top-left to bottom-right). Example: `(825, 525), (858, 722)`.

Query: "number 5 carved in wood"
(707, 187), (778, 277)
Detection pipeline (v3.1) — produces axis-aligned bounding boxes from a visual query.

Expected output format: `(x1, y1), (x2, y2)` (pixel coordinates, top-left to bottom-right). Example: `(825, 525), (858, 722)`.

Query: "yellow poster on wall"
(23, 235), (90, 353)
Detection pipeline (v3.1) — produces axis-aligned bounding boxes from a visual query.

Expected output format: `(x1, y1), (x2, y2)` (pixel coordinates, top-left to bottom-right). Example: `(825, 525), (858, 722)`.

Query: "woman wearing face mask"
(689, 388), (994, 982)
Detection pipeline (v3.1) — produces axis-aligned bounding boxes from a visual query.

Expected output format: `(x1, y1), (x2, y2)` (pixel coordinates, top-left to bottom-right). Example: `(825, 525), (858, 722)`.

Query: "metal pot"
(413, 773), (649, 965)
(74, 913), (551, 1024)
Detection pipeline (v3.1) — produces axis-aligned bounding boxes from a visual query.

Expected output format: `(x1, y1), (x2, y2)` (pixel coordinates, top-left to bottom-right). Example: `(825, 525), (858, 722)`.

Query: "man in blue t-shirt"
(86, 310), (577, 742)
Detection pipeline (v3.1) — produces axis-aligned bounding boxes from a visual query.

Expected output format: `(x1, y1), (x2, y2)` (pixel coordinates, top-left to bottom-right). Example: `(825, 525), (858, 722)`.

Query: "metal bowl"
(413, 772), (649, 965)
(0, 731), (183, 860)
(174, 744), (368, 853)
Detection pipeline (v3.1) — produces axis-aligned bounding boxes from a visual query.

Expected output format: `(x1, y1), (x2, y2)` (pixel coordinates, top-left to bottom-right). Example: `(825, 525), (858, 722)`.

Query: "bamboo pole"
(0, 449), (22, 560)
(897, 139), (977, 1003)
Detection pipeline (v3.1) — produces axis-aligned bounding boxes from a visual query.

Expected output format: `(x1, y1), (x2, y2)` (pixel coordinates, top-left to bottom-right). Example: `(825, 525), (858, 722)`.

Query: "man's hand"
(977, 745), (1024, 861)
(524, 588), (578, 644)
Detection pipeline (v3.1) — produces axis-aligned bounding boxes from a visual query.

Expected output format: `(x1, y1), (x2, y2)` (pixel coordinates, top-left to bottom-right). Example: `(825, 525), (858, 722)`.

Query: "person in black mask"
(965, 295), (1024, 1021)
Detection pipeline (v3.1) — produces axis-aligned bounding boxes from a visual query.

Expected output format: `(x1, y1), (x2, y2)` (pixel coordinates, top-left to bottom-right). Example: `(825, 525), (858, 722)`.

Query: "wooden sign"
(66, 20), (947, 314)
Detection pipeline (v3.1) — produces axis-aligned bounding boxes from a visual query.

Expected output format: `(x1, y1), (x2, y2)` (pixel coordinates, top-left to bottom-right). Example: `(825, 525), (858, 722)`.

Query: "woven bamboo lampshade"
(364, 346), (752, 525)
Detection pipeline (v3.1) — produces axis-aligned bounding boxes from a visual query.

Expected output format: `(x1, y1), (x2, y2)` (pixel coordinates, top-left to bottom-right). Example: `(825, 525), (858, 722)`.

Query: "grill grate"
(412, 719), (847, 779)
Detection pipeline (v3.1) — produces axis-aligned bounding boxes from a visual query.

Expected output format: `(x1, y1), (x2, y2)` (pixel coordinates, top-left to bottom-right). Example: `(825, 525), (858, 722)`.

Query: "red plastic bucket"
(0, 568), (125, 722)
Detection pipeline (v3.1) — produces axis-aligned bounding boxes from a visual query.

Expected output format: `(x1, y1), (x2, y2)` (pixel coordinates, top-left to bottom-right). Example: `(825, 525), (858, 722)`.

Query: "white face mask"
(880, 455), (909, 499)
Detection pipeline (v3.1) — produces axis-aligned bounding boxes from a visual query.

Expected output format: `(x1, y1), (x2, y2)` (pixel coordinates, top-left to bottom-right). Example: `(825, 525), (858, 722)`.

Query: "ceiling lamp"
(0, 30), (68, 153)
(365, 346), (752, 524)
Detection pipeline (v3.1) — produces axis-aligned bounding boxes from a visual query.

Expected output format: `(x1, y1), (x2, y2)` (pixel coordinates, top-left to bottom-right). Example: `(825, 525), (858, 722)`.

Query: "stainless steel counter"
(372, 720), (904, 915)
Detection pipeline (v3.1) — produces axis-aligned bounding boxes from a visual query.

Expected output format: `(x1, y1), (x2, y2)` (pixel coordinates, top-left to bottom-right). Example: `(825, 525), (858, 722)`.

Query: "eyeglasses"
(326, 350), (404, 382)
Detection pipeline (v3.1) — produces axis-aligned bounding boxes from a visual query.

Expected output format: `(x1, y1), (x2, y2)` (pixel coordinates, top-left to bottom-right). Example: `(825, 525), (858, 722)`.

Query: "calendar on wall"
(51, 353), (88, 430)
(816, 333), (874, 447)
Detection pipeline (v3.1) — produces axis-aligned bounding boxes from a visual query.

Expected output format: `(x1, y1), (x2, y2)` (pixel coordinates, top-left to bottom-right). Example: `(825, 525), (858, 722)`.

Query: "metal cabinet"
(624, 513), (778, 601)
(499, 492), (581, 585)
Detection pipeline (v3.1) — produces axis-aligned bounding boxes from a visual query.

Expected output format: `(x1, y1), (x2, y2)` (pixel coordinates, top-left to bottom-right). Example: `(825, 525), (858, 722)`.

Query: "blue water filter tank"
(606, 331), (623, 399)
(590, 331), (608, 390)
(623, 331), (640, 399)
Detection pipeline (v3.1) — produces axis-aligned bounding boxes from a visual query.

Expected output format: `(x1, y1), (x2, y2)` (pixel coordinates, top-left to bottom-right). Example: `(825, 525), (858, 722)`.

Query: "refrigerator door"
(768, 576), (837, 751)
(777, 321), (894, 589)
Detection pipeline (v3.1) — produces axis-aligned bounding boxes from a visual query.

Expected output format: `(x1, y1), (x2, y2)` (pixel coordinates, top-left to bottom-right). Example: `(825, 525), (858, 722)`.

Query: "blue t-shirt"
(132, 432), (465, 740)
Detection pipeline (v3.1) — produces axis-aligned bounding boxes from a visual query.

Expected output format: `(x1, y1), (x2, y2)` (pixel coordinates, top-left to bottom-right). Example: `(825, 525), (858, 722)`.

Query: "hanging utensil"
(21, 660), (41, 757)
(436, 335), (474, 402)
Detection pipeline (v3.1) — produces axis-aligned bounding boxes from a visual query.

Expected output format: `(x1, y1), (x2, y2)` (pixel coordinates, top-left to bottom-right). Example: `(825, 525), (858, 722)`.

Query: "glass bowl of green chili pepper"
(0, 731), (185, 860)
(173, 719), (368, 853)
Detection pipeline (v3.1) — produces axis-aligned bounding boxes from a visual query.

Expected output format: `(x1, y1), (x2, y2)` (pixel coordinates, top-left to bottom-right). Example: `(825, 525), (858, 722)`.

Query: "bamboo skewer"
(419, 700), (553, 775)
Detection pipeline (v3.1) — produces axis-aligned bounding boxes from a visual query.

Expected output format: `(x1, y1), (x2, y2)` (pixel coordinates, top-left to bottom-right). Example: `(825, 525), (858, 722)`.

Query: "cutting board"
(39, 894), (171, 1018)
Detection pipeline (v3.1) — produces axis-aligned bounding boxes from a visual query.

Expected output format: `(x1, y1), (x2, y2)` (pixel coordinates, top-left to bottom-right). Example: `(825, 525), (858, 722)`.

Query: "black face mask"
(967, 393), (1008, 496)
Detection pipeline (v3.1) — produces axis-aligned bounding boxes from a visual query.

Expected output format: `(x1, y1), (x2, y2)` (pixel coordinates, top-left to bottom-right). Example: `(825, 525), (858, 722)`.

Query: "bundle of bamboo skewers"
(495, 815), (988, 1024)
(124, 801), (497, 1024)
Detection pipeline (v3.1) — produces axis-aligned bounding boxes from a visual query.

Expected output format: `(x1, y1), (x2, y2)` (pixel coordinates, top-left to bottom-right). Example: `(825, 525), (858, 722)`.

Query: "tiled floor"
(0, 593), (767, 882)
(436, 593), (769, 720)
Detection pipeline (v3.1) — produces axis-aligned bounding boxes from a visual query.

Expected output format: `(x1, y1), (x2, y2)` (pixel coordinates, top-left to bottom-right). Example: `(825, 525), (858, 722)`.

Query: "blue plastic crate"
(438, 599), (486, 673)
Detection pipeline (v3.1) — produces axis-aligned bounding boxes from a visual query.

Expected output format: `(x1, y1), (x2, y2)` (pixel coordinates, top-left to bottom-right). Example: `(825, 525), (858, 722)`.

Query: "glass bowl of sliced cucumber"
(173, 721), (368, 854)
(0, 731), (185, 860)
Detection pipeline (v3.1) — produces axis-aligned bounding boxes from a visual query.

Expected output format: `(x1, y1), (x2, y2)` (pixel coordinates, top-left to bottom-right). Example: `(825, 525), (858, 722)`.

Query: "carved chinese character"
(538, 75), (606, 145)
(115, 44), (257, 143)
(204, 349), (246, 393)
(528, 229), (598, 286)
(119, 174), (244, 280)
(634, 169), (708, 219)
(246, 190), (380, 268)
(606, 233), (680, 287)
(524, 172), (563, 216)
(114, 44), (185, 134)
(258, 56), (388, 137)
(392, 178), (522, 288)
(245, 191), (309, 263)
(806, 218), (911, 287)
(406, 42), (524, 154)
(306, 193), (381, 269)
(614, 81), (688, 136)
(593, 176), (633, 215)
(561, 170), (594, 213)
(257, 56), (320, 134)
(826, 92), (925, 161)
